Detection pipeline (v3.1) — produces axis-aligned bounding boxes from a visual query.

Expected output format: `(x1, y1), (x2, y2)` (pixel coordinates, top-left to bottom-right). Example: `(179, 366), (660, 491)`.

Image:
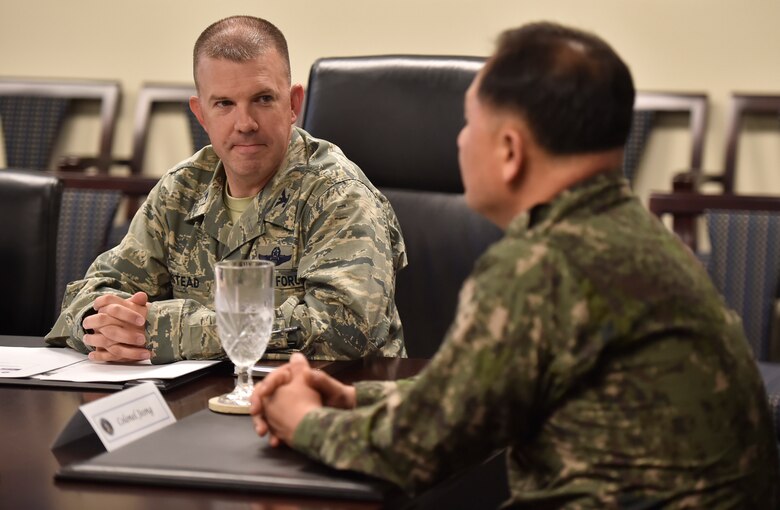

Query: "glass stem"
(235, 366), (254, 396)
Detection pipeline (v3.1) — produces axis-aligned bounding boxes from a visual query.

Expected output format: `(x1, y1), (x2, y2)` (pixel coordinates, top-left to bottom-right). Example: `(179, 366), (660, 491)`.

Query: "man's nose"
(235, 105), (259, 133)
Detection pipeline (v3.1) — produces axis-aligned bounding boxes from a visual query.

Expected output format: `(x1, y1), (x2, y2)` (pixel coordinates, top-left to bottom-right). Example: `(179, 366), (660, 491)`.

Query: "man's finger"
(93, 324), (146, 346)
(83, 316), (146, 346)
(84, 336), (150, 362)
(83, 313), (124, 331)
(97, 302), (146, 327)
(252, 412), (269, 436)
(255, 365), (293, 399)
(128, 292), (149, 306)
(88, 347), (147, 363)
(307, 369), (340, 394)
(104, 342), (151, 361)
(92, 293), (130, 310)
(83, 332), (114, 350)
(289, 352), (308, 366)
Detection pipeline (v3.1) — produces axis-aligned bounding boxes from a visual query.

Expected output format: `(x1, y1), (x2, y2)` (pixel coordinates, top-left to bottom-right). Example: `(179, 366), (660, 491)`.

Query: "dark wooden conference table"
(0, 336), (430, 510)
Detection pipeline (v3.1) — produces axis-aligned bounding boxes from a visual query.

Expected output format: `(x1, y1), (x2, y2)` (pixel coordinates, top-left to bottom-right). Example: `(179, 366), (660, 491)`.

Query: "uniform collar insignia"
(275, 189), (289, 208)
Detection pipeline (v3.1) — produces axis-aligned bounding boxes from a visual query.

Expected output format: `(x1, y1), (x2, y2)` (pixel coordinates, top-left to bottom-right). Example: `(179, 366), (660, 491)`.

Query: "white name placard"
(53, 382), (176, 452)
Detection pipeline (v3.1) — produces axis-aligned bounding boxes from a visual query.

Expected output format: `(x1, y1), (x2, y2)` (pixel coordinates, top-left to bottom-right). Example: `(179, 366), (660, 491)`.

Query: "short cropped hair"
(193, 15), (291, 89)
(478, 22), (635, 155)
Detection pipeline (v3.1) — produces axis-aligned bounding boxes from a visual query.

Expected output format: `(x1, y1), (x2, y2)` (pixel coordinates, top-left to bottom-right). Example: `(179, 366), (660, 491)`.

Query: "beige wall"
(2, 0), (780, 201)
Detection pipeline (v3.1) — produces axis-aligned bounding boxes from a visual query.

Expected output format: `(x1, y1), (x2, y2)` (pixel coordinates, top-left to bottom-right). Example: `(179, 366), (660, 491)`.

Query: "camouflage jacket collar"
(507, 170), (630, 237)
(186, 128), (309, 221)
(185, 129), (312, 249)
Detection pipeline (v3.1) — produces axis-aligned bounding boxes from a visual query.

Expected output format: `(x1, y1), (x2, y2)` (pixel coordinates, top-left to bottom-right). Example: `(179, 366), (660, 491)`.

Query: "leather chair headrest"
(302, 55), (485, 193)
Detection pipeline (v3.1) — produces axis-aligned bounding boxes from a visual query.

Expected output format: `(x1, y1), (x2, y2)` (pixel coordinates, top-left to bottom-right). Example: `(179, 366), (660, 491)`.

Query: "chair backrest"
(706, 210), (780, 360)
(55, 189), (122, 316)
(0, 170), (62, 335)
(649, 191), (780, 360)
(302, 55), (502, 357)
(0, 78), (120, 173)
(126, 83), (209, 175)
(303, 55), (484, 193)
(623, 92), (709, 185)
(721, 94), (780, 193)
(50, 172), (160, 251)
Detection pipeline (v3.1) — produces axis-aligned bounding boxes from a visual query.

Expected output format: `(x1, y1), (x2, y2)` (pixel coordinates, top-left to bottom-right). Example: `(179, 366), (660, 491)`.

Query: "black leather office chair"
(0, 170), (62, 335)
(302, 55), (504, 359)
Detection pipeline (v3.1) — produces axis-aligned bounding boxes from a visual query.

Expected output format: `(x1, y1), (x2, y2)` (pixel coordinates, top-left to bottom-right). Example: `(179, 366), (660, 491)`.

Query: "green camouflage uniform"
(293, 171), (779, 508)
(46, 128), (407, 363)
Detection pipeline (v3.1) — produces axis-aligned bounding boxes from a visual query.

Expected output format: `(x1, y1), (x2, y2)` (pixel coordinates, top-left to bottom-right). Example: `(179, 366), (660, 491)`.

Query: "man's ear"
(189, 96), (207, 132)
(500, 126), (524, 184)
(290, 84), (305, 125)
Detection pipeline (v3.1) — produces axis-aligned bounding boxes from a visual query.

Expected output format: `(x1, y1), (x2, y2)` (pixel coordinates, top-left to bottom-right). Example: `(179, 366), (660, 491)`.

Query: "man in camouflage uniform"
(250, 22), (779, 507)
(45, 16), (407, 363)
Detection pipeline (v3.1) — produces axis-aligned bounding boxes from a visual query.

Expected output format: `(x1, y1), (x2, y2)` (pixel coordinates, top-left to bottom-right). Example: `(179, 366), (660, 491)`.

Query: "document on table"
(0, 346), (220, 382)
(0, 347), (86, 378)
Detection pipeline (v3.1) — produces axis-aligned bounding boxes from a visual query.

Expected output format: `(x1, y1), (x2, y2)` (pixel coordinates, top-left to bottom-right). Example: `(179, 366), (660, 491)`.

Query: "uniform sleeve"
(278, 180), (403, 360)
(291, 246), (557, 493)
(45, 182), (225, 364)
(353, 379), (417, 406)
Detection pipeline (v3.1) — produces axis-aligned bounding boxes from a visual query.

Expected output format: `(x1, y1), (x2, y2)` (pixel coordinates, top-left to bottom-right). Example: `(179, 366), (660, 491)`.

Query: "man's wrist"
(291, 407), (330, 454)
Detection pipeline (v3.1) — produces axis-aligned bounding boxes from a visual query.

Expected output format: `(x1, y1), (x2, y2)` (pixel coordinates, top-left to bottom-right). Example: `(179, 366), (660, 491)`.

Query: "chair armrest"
(57, 155), (134, 172)
(672, 170), (727, 193)
(56, 155), (100, 172)
(46, 172), (158, 197)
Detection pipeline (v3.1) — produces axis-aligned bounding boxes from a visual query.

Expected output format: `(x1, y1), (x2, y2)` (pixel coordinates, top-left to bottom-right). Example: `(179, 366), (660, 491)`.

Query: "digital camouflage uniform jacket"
(293, 171), (779, 508)
(46, 128), (407, 363)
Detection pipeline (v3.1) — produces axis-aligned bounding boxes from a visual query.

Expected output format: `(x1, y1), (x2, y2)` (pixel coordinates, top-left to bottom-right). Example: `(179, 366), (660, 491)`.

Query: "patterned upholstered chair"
(706, 211), (780, 360)
(622, 92), (709, 186)
(53, 189), (124, 315)
(759, 363), (780, 440)
(122, 83), (209, 177)
(0, 78), (120, 173)
(719, 94), (780, 193)
(0, 78), (125, 317)
(672, 93), (780, 193)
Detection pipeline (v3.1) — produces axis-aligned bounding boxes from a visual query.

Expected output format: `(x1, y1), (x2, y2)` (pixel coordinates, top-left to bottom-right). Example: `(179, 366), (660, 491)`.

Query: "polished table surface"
(0, 343), (429, 510)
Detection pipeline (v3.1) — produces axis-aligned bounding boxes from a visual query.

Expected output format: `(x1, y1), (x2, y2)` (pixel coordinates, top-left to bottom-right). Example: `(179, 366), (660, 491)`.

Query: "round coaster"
(208, 395), (251, 415)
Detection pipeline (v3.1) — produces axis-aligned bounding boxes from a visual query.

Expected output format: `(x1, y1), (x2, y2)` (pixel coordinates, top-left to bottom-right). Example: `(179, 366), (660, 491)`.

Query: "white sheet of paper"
(0, 347), (87, 378)
(34, 359), (220, 382)
(251, 364), (278, 377)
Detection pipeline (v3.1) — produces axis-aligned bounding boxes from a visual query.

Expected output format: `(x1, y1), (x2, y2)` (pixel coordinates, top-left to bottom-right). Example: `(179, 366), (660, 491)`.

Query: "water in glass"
(211, 259), (275, 411)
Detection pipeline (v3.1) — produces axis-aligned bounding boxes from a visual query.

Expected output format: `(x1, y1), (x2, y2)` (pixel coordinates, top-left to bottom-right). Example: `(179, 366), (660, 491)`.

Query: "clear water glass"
(214, 259), (274, 408)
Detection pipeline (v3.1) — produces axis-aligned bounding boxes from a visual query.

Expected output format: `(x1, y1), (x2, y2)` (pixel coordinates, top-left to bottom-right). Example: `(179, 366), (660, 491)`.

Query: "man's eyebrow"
(207, 94), (231, 103)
